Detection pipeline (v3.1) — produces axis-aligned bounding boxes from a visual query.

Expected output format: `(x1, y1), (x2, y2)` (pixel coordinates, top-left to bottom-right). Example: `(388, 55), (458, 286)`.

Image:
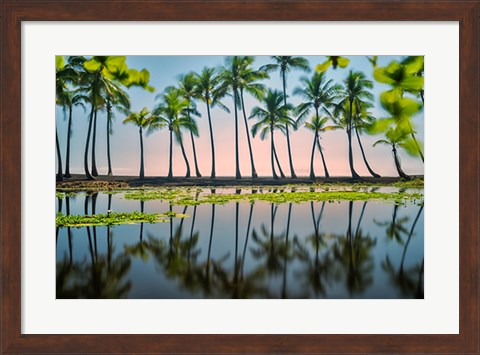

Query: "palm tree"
(238, 56), (268, 179)
(219, 56), (246, 179)
(304, 116), (332, 179)
(176, 73), (202, 177)
(194, 67), (229, 179)
(294, 71), (340, 178)
(337, 70), (374, 180)
(351, 101), (381, 178)
(261, 56), (310, 178)
(82, 56), (154, 178)
(103, 82), (130, 176)
(250, 89), (294, 179)
(56, 56), (83, 181)
(151, 89), (190, 179)
(122, 107), (157, 179)
(373, 126), (411, 180)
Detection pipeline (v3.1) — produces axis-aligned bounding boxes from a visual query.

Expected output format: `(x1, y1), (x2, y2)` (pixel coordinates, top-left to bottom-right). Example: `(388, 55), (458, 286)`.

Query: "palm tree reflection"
(332, 201), (376, 296)
(381, 205), (424, 298)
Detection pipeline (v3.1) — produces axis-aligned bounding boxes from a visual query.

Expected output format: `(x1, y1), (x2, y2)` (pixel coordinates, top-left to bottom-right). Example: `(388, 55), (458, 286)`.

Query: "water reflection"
(56, 193), (424, 299)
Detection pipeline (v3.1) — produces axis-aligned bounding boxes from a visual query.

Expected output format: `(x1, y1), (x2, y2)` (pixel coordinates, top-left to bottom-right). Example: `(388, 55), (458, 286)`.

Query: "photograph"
(55, 55), (424, 299)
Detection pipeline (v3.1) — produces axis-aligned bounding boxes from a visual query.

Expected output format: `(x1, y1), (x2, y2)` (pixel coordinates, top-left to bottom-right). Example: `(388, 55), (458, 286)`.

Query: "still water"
(56, 190), (424, 299)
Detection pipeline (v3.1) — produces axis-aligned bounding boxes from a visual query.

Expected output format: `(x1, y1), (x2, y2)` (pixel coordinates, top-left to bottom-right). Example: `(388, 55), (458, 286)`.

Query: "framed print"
(1, 1), (478, 354)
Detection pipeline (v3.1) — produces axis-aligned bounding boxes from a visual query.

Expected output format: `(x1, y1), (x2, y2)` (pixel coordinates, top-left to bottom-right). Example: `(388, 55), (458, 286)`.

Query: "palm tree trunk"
(240, 90), (258, 178)
(270, 127), (278, 179)
(347, 102), (361, 180)
(355, 127), (380, 178)
(64, 105), (73, 178)
(233, 90), (241, 179)
(406, 121), (424, 163)
(240, 203), (254, 280)
(178, 133), (191, 178)
(273, 144), (286, 178)
(168, 129), (173, 179)
(309, 133), (316, 179)
(316, 138), (330, 178)
(282, 71), (296, 178)
(84, 105), (95, 180)
(400, 205), (423, 273)
(206, 203), (216, 288)
(107, 106), (113, 176)
(206, 102), (216, 179)
(190, 130), (201, 177)
(233, 202), (239, 296)
(314, 108), (330, 178)
(281, 203), (292, 298)
(139, 127), (144, 179)
(56, 128), (63, 182)
(392, 146), (410, 180)
(91, 107), (99, 176)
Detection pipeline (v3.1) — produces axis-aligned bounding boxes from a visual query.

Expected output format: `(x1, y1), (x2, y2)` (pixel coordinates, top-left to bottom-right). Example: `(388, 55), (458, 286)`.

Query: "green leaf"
(55, 56), (65, 69)
(316, 61), (331, 73)
(401, 76), (424, 92)
(84, 59), (102, 72)
(105, 56), (126, 69)
(373, 67), (396, 85)
(400, 137), (422, 157)
(403, 56), (424, 75)
(367, 118), (395, 134)
(337, 57), (350, 68)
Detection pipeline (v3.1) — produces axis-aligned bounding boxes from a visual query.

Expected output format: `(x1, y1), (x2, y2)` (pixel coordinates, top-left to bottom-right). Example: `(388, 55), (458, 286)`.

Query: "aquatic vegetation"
(56, 211), (189, 227)
(121, 187), (423, 206)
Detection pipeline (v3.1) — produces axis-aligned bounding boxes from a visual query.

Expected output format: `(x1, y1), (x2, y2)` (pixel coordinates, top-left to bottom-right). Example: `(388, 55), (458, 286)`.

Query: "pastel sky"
(56, 55), (424, 177)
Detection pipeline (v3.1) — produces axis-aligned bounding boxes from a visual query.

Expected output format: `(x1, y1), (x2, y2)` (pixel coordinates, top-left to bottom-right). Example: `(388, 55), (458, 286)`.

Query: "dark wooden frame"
(1, 1), (478, 354)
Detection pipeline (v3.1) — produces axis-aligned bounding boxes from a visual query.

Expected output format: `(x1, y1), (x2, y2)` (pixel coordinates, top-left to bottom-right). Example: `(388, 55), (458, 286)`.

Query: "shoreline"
(56, 174), (424, 190)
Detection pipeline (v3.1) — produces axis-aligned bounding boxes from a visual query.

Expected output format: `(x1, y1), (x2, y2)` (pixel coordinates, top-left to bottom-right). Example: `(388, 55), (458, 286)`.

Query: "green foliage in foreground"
(123, 189), (423, 206)
(56, 211), (188, 228)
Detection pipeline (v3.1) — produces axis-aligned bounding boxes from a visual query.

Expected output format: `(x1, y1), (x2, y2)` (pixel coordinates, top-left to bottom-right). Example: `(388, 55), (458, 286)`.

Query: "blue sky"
(56, 55), (424, 177)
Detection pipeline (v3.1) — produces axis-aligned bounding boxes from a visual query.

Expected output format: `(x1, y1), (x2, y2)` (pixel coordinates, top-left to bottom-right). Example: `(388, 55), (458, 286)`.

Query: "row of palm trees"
(56, 55), (424, 181)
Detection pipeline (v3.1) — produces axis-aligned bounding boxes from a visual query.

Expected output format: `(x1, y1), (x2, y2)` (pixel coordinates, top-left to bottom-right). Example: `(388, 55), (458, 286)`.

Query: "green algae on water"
(123, 188), (423, 206)
(56, 211), (189, 228)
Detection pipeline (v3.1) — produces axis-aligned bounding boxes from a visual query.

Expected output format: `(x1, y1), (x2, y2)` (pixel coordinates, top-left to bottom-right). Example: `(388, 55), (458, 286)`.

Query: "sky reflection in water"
(56, 191), (424, 299)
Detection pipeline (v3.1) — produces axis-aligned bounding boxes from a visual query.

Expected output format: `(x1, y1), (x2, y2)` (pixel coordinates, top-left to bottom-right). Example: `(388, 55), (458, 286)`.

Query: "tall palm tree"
(337, 70), (373, 180)
(56, 56), (82, 181)
(261, 56), (310, 178)
(373, 126), (411, 180)
(219, 56), (244, 179)
(151, 89), (190, 179)
(83, 56), (154, 178)
(237, 56), (268, 179)
(351, 101), (381, 178)
(250, 89), (294, 179)
(176, 73), (202, 177)
(304, 116), (333, 179)
(294, 71), (340, 178)
(103, 82), (130, 176)
(194, 67), (229, 179)
(122, 107), (157, 179)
